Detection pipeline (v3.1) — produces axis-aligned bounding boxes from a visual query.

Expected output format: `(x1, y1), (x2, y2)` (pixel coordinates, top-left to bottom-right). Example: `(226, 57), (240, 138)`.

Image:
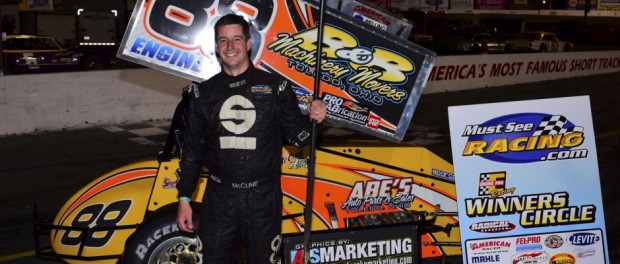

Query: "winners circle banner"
(117, 0), (436, 142)
(448, 96), (610, 264)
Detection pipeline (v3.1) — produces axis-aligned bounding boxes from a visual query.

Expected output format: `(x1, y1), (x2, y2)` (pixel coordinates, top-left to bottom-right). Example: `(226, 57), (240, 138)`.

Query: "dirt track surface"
(0, 72), (618, 263)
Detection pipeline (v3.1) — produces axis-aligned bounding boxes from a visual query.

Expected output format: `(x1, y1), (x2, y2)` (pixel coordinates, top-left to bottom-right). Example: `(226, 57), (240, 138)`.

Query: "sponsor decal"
(342, 101), (368, 112)
(544, 235), (564, 249)
(267, 25), (413, 107)
(431, 168), (455, 181)
(516, 243), (543, 251)
(515, 236), (543, 252)
(567, 232), (600, 246)
(464, 191), (596, 228)
(353, 13), (387, 31)
(229, 80), (247, 88)
(471, 254), (500, 263)
(460, 113), (587, 163)
(478, 171), (515, 197)
(574, 247), (596, 258)
(469, 240), (511, 255)
(352, 5), (391, 27)
(366, 112), (381, 129)
(162, 177), (177, 189)
(289, 238), (414, 263)
(510, 251), (549, 264)
(470, 240), (511, 251)
(134, 223), (181, 260)
(218, 95), (258, 150)
(323, 93), (370, 126)
(516, 235), (541, 244)
(468, 220), (516, 233)
(127, 37), (205, 74)
(549, 253), (575, 264)
(250, 84), (272, 95)
(293, 86), (312, 109)
(285, 156), (308, 170)
(297, 131), (311, 142)
(341, 179), (415, 213)
(209, 174), (222, 183)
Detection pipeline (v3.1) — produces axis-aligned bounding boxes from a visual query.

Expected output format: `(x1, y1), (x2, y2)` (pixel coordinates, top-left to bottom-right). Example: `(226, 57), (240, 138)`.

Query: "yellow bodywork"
(50, 141), (461, 263)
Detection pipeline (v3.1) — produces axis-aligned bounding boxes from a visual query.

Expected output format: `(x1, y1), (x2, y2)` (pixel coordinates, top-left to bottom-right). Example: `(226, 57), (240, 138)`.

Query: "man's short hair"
(214, 14), (251, 40)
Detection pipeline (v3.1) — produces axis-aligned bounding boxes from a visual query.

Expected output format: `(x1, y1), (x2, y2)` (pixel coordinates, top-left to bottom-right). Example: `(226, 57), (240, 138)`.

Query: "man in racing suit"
(176, 14), (327, 264)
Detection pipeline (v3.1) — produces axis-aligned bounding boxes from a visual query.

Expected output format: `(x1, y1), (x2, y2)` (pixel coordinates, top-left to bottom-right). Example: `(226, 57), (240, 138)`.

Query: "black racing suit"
(176, 66), (315, 264)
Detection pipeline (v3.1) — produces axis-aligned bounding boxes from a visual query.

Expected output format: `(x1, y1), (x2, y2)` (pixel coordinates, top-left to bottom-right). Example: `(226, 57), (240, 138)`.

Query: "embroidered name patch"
(251, 85), (272, 95)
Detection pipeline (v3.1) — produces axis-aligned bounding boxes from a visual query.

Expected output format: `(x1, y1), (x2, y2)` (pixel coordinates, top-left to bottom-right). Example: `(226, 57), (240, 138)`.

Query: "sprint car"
(34, 88), (462, 263)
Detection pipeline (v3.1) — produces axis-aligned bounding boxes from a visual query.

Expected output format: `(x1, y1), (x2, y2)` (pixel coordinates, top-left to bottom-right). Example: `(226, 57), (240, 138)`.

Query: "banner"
(282, 224), (419, 264)
(448, 96), (610, 263)
(117, 0), (435, 142)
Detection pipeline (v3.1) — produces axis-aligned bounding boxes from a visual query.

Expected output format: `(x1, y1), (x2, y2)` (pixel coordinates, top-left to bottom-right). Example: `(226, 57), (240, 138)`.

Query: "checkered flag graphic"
(533, 115), (584, 136)
(478, 172), (506, 196)
(478, 173), (491, 196)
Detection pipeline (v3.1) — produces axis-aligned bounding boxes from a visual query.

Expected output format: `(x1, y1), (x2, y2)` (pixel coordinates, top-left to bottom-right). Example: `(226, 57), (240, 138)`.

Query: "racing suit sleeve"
(176, 85), (205, 199)
(277, 80), (320, 146)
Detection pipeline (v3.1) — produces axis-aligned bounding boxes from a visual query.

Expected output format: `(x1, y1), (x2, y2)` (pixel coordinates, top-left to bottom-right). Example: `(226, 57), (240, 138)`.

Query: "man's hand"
(308, 99), (327, 124)
(177, 201), (195, 233)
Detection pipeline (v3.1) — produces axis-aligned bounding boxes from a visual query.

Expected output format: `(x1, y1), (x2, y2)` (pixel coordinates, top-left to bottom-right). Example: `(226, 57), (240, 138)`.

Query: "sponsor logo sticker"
(468, 240), (510, 256)
(250, 84), (272, 95)
(469, 220), (516, 233)
(341, 178), (416, 213)
(460, 113), (587, 164)
(574, 247), (596, 258)
(568, 232), (600, 246)
(516, 243), (543, 251)
(549, 253), (575, 264)
(478, 171), (515, 197)
(510, 251), (549, 264)
(544, 234), (564, 249)
(431, 168), (455, 181)
(516, 235), (541, 245)
(470, 254), (500, 263)
(293, 86), (312, 109)
(162, 177), (177, 189)
(323, 93), (370, 126)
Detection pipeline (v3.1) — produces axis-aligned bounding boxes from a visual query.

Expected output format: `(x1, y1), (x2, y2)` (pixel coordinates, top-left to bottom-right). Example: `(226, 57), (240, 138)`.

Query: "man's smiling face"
(216, 24), (251, 76)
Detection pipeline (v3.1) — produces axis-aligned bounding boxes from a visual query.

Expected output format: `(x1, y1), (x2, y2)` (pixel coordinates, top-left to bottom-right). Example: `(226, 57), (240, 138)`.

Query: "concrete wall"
(1, 50), (619, 136)
(0, 68), (188, 135)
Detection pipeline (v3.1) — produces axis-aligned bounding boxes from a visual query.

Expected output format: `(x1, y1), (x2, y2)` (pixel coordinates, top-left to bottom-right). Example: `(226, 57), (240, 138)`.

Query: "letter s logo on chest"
(219, 95), (257, 149)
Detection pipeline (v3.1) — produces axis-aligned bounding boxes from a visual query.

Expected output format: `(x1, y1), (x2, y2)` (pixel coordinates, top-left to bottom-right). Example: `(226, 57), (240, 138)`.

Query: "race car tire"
(123, 212), (202, 264)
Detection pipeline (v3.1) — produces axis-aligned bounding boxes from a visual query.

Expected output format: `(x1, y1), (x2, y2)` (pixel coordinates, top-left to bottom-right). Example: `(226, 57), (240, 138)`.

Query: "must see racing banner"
(448, 96), (610, 264)
(117, 0), (436, 142)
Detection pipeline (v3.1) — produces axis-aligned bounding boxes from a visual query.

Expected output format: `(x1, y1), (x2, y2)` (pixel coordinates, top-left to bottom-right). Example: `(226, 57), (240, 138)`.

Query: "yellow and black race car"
(34, 88), (461, 264)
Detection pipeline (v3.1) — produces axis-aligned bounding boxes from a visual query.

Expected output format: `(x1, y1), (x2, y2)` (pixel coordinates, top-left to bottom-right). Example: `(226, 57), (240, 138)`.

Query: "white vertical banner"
(448, 96), (610, 264)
